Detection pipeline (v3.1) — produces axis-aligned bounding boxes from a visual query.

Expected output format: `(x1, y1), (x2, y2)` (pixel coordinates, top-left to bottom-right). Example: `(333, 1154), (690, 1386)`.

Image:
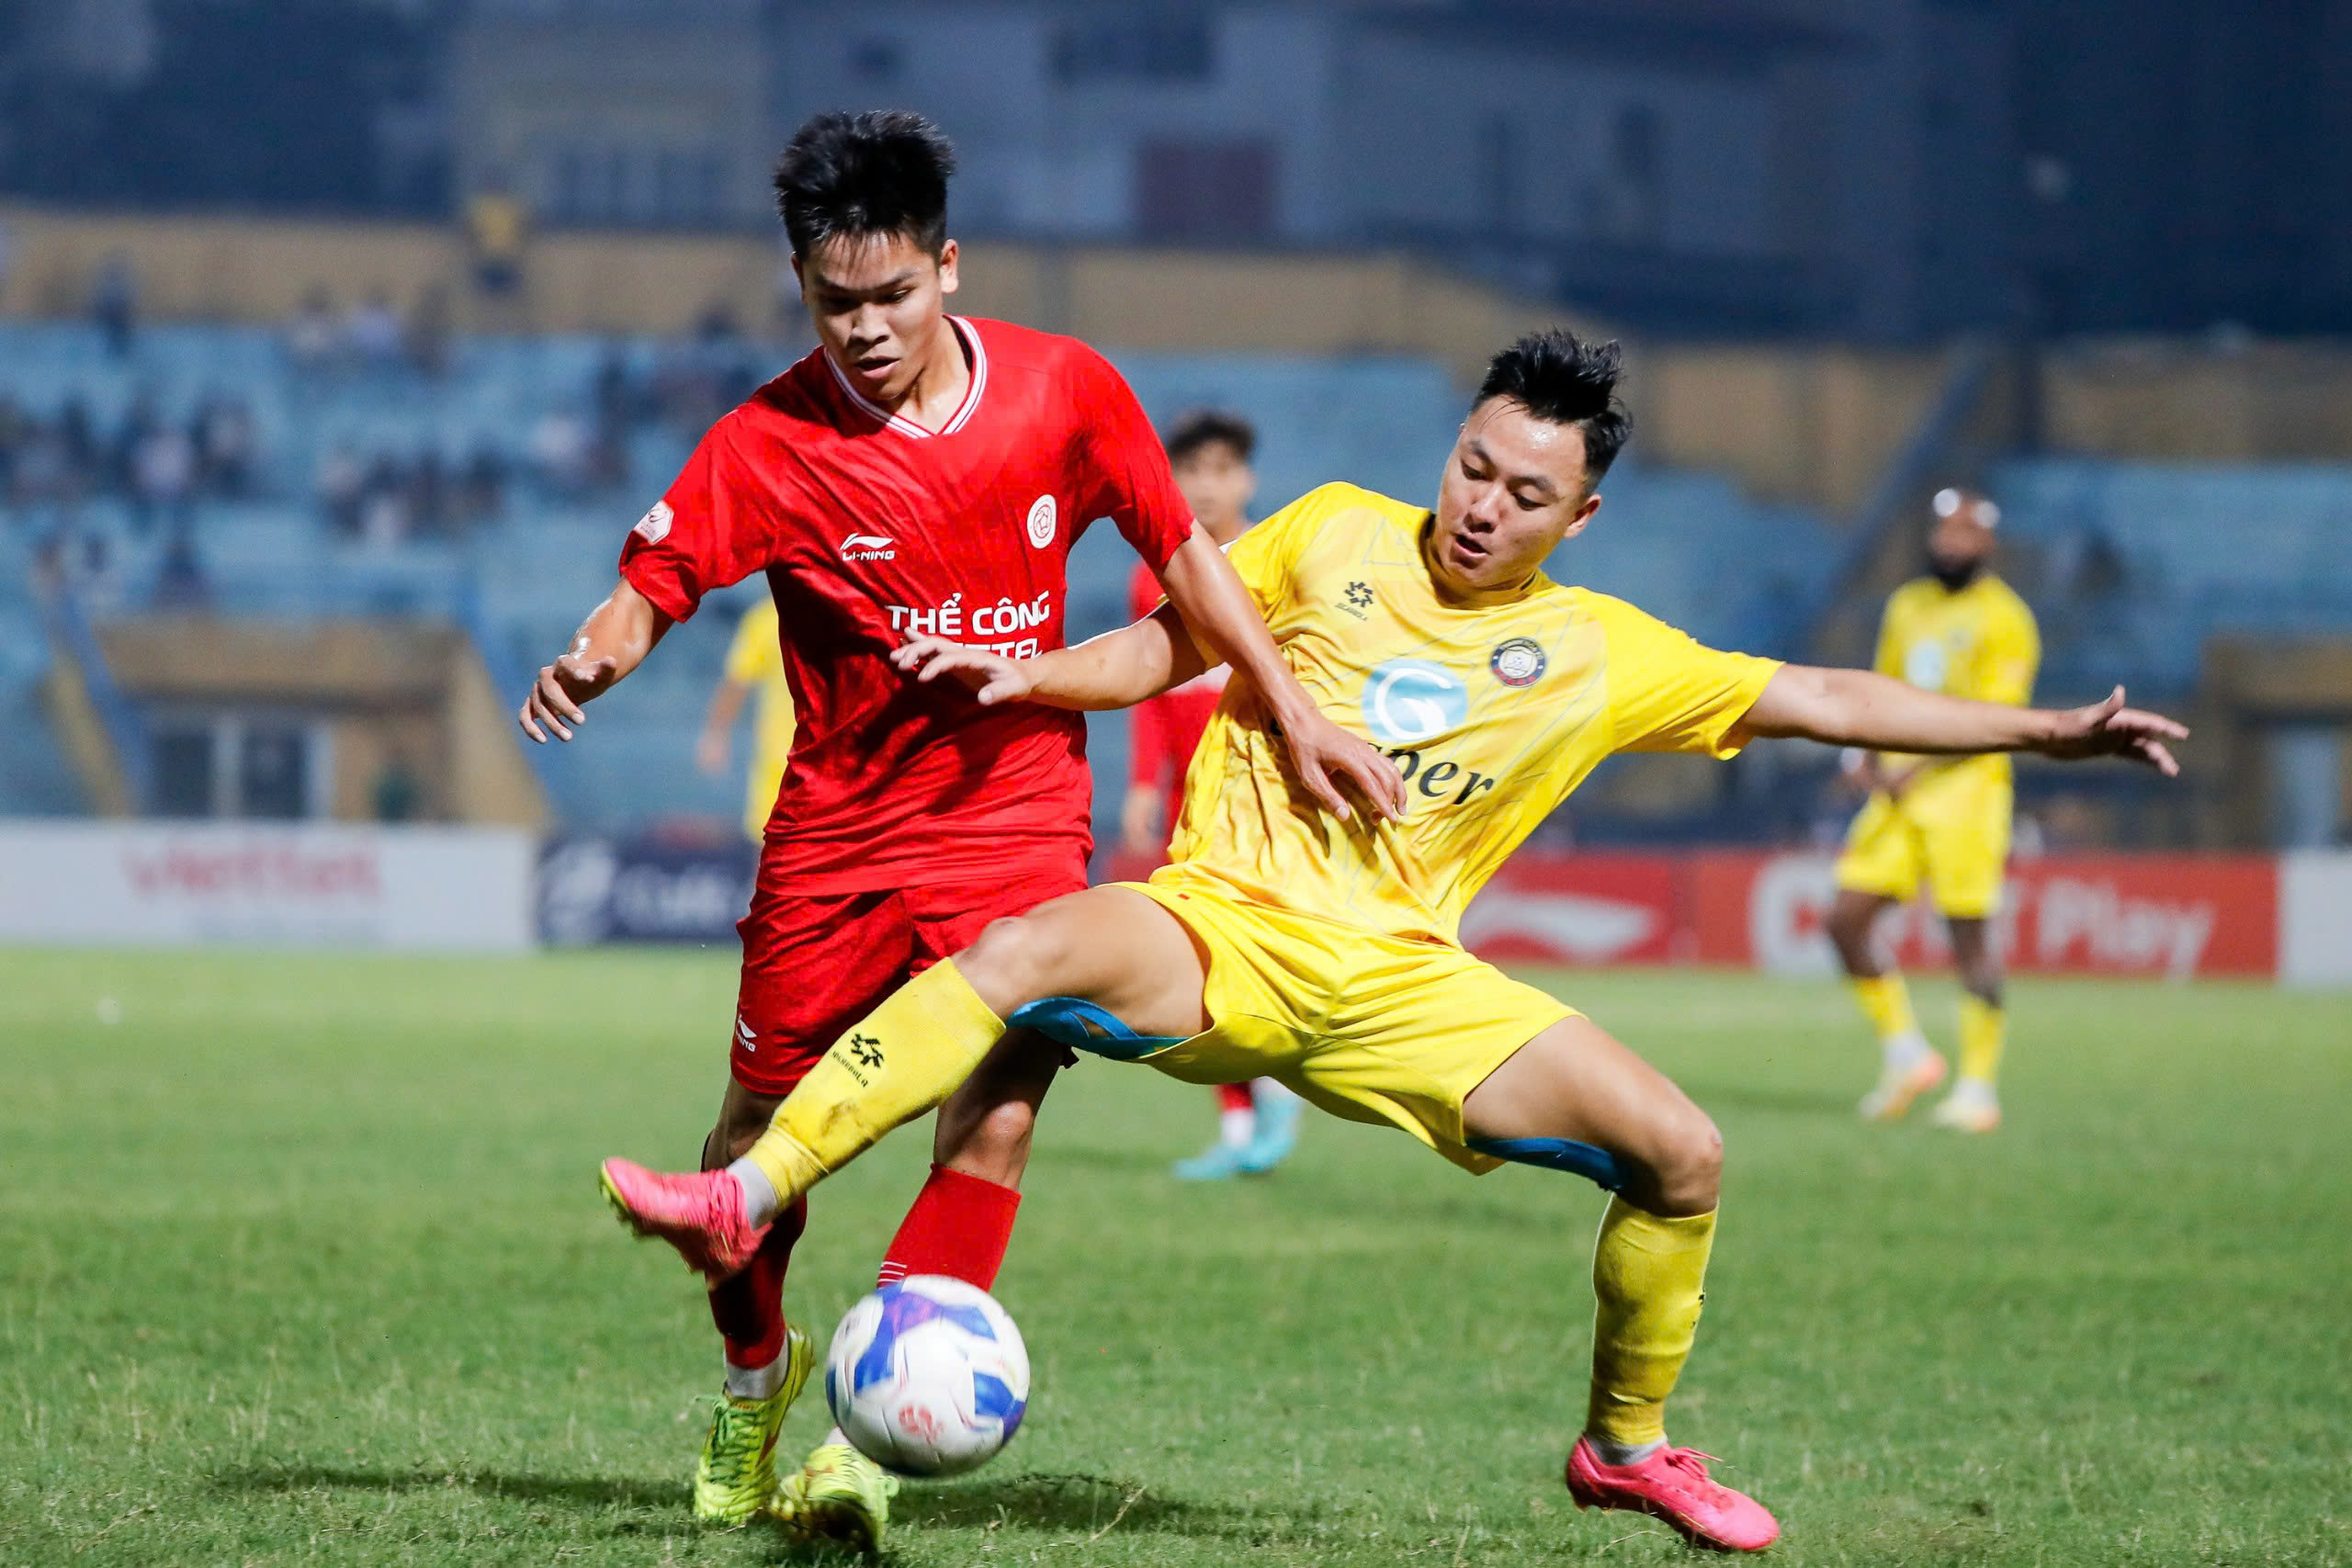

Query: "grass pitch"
(1, 948), (2346, 1566)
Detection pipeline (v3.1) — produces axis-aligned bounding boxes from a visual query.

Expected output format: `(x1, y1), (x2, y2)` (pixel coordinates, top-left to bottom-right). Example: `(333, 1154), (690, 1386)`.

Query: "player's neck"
(881, 316), (973, 433)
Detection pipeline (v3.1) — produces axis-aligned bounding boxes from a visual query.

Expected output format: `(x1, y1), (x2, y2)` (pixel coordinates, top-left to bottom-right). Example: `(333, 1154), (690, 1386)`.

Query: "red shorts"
(729, 855), (1086, 1097)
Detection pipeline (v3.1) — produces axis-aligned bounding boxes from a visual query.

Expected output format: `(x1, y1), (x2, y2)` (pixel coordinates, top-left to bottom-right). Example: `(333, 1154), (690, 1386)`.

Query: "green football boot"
(689, 1326), (813, 1526)
(772, 1441), (901, 1552)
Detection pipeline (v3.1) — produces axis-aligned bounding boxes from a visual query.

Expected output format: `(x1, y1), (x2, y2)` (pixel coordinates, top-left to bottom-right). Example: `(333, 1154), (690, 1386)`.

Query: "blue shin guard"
(1465, 1134), (1627, 1192)
(1005, 996), (1184, 1062)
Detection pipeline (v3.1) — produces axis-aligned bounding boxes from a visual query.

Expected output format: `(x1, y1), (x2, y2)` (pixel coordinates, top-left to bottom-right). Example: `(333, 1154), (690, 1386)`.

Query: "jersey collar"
(822, 315), (988, 439)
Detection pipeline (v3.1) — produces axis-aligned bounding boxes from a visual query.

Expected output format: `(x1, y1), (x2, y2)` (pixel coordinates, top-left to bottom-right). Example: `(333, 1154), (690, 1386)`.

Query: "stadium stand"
(1990, 457), (2352, 698)
(3, 321), (1847, 830)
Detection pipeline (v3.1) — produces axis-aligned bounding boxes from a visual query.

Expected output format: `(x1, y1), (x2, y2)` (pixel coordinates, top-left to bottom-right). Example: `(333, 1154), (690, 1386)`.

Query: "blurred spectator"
(288, 287), (339, 369)
(90, 251), (137, 358)
(359, 454), (411, 547)
(467, 186), (526, 298)
(0, 216), (15, 310)
(527, 409), (591, 493)
(455, 445), (506, 525)
(344, 290), (405, 367)
(153, 526), (211, 611)
(196, 395), (258, 496)
(131, 423), (196, 537)
(317, 443), (365, 535)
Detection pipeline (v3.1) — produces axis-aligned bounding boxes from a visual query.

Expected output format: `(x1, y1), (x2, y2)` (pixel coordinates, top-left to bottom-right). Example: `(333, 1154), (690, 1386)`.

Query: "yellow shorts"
(1834, 793), (2011, 918)
(1122, 870), (1575, 1174)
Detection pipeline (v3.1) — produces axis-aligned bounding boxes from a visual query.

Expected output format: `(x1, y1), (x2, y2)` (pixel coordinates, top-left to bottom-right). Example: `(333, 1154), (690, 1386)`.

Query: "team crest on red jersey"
(1025, 495), (1057, 547)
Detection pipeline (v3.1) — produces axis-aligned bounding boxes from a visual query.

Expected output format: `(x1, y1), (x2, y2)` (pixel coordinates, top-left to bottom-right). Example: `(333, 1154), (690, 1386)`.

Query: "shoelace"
(1657, 1447), (1731, 1497)
(699, 1396), (765, 1486)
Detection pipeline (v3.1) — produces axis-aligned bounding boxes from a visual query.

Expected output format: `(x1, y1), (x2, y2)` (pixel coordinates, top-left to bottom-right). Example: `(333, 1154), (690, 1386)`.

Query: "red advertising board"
(1690, 852), (2279, 979)
(1459, 853), (1682, 966)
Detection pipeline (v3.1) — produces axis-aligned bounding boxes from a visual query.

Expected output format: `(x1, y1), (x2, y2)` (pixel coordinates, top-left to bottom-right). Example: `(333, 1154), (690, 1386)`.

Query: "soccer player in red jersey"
(520, 111), (1401, 1546)
(1114, 411), (1303, 1179)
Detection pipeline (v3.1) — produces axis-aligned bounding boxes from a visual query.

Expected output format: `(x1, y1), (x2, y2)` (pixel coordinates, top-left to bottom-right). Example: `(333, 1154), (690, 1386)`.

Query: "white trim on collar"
(822, 315), (988, 439)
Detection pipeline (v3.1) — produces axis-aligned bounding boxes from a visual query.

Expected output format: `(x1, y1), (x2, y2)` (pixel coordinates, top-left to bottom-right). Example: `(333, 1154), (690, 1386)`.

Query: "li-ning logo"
(839, 532), (897, 562)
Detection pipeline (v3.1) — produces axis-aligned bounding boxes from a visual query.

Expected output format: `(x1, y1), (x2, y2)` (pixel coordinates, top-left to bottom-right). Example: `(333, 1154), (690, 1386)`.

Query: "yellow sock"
(1958, 994), (2005, 1086)
(1587, 1197), (1716, 1450)
(1848, 973), (1918, 1044)
(742, 959), (1006, 1202)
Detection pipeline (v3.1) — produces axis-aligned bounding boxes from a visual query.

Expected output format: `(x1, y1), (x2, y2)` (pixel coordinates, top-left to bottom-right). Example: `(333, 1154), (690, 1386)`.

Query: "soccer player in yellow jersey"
(1828, 488), (2041, 1134)
(696, 596), (797, 842)
(604, 333), (2183, 1551)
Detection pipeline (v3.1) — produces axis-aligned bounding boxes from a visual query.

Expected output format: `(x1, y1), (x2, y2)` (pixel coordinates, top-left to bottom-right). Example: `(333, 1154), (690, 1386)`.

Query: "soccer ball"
(823, 1275), (1030, 1477)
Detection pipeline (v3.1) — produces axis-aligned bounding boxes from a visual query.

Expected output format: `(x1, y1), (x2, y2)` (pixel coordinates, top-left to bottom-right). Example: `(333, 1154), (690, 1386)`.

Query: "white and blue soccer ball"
(823, 1275), (1030, 1477)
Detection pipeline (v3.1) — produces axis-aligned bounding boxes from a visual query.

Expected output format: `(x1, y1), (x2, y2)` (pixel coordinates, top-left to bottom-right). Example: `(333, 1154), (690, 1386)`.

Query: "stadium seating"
(1990, 457), (2352, 696)
(0, 321), (1845, 827)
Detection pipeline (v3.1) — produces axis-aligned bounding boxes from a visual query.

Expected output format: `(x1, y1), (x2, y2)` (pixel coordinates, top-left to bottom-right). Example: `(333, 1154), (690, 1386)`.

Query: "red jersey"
(622, 316), (1193, 890)
(1125, 559), (1231, 831)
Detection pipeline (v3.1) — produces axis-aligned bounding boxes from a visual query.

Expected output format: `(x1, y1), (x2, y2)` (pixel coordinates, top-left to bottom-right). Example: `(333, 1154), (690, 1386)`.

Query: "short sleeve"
(618, 415), (781, 621)
(1216, 485), (1333, 623)
(1592, 595), (1783, 757)
(1069, 347), (1194, 572)
(1980, 597), (2040, 706)
(723, 599), (779, 683)
(1871, 593), (1904, 678)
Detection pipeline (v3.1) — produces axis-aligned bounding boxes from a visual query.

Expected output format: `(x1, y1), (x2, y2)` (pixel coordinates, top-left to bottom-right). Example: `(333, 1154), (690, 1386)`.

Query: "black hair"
(772, 110), (956, 258)
(1474, 330), (1632, 486)
(1164, 408), (1257, 467)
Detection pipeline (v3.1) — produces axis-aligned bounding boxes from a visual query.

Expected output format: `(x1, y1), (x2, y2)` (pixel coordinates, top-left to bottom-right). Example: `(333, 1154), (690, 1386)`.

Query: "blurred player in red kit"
(1116, 411), (1303, 1180)
(520, 111), (1399, 1547)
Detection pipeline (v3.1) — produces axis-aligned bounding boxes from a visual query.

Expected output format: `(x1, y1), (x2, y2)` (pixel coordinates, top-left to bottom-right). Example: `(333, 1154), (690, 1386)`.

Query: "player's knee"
(1652, 1111), (1723, 1213)
(959, 914), (1066, 1007)
(966, 1094), (1036, 1162)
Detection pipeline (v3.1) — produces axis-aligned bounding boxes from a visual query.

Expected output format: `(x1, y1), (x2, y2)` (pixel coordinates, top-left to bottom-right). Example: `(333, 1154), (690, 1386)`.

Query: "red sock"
(1216, 1082), (1254, 1113)
(876, 1165), (1022, 1291)
(707, 1195), (807, 1368)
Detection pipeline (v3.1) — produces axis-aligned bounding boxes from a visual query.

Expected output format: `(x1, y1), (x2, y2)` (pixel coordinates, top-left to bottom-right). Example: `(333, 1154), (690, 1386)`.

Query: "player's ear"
(1557, 492), (1601, 543)
(935, 238), (960, 297)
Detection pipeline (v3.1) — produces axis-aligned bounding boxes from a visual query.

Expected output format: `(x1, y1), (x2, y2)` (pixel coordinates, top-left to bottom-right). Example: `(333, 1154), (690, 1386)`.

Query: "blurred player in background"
(696, 596), (795, 842)
(1117, 410), (1304, 1180)
(1828, 488), (2041, 1133)
(524, 109), (1398, 1548)
(604, 331), (2183, 1553)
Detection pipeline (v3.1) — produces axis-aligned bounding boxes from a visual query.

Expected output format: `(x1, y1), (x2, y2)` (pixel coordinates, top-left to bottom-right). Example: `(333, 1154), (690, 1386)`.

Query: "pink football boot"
(1566, 1436), (1780, 1551)
(598, 1159), (768, 1280)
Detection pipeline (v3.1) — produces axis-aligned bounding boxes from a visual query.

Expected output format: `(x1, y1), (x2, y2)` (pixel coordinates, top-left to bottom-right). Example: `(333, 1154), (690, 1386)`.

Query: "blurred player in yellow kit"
(604, 333), (2183, 1552)
(697, 597), (797, 842)
(1827, 489), (2040, 1134)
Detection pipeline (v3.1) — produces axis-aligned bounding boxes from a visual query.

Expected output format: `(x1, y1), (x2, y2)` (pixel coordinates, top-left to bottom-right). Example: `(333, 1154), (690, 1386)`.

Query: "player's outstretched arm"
(893, 602), (1204, 710)
(1153, 531), (1407, 823)
(1739, 666), (2186, 774)
(518, 579), (673, 742)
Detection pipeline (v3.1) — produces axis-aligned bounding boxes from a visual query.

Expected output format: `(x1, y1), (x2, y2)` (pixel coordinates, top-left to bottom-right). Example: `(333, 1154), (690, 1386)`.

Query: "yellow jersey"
(722, 596), (797, 842)
(1166, 483), (1781, 946)
(1868, 573), (2039, 824)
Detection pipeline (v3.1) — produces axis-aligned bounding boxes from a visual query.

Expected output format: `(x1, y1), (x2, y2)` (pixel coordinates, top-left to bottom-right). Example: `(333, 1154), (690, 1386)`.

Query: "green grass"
(1, 949), (2346, 1566)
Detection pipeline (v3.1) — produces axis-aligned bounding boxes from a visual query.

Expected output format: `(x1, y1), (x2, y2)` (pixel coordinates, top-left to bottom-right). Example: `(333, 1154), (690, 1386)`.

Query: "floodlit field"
(2, 949), (2346, 1566)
